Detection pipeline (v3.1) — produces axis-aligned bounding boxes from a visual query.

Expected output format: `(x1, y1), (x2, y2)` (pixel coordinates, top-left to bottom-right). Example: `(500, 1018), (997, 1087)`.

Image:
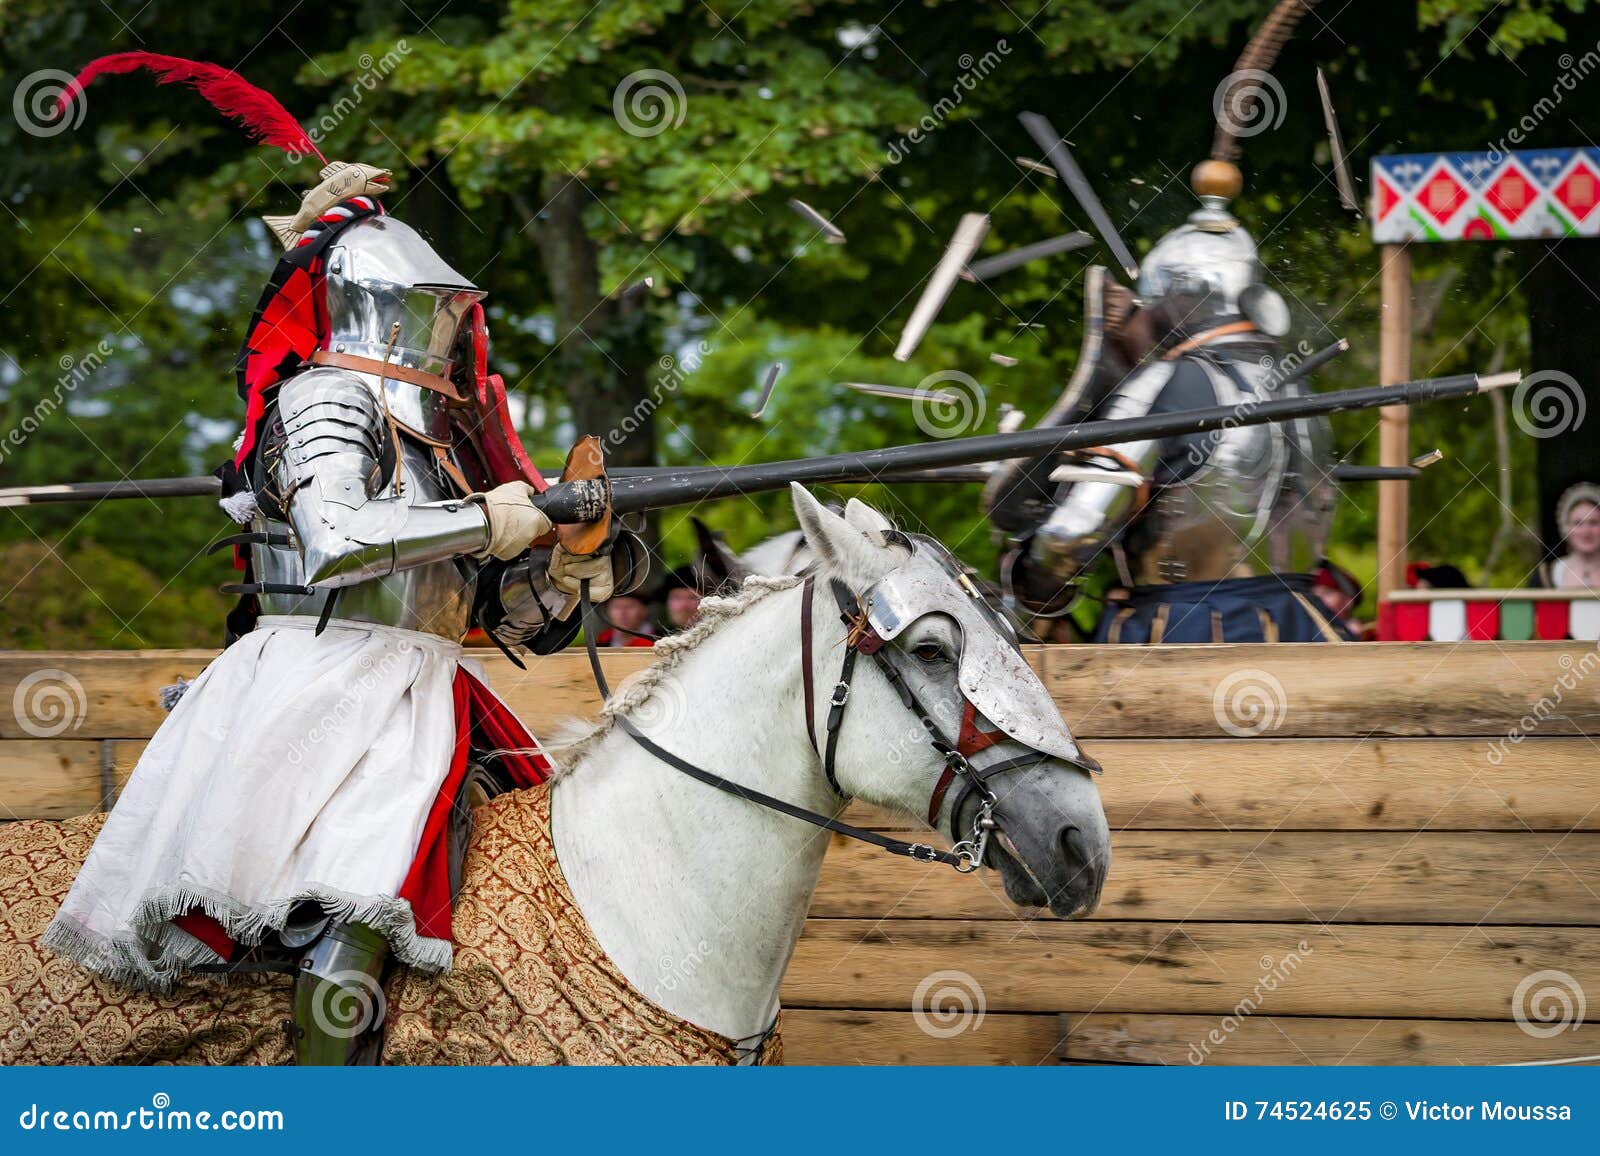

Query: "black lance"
(0, 371), (1517, 519)
(590, 369), (1513, 517)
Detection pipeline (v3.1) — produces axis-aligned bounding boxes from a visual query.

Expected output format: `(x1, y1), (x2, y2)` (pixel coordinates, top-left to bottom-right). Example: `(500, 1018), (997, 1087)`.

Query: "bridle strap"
(579, 581), (963, 869)
(614, 714), (961, 866)
(825, 579), (1000, 842)
(800, 576), (819, 756)
(821, 642), (858, 797)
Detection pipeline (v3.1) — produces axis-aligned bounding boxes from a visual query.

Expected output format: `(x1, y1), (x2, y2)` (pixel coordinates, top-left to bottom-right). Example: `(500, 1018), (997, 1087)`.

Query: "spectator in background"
(660, 565), (705, 633)
(1536, 482), (1600, 591)
(597, 594), (655, 647)
(1407, 562), (1472, 589)
(1311, 560), (1368, 639)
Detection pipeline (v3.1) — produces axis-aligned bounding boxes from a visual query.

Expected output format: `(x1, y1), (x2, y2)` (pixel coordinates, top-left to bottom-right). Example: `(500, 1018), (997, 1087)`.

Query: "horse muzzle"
(960, 757), (1110, 918)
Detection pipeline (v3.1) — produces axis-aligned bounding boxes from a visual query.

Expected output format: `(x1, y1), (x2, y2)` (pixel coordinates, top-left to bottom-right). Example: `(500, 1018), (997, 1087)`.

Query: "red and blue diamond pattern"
(1372, 149), (1600, 242)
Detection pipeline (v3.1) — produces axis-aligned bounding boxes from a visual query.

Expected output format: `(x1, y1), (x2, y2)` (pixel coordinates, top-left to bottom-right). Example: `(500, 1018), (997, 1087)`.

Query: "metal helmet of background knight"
(1136, 209), (1264, 320)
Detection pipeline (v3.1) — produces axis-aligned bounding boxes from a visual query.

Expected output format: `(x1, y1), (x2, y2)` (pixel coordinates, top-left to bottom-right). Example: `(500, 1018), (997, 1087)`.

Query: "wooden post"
(1377, 243), (1412, 603)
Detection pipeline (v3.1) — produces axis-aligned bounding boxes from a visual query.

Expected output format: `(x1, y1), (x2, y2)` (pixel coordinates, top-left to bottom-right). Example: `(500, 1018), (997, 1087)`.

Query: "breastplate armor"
(251, 365), (486, 640)
(1131, 353), (1334, 584)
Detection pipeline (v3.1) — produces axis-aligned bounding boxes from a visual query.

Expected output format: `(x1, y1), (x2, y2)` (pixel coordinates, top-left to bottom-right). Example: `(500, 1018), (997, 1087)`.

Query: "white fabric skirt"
(44, 616), (464, 990)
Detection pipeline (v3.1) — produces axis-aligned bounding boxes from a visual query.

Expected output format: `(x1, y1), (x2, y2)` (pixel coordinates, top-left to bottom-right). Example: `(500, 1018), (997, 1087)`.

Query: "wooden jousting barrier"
(2, 642), (1595, 1066)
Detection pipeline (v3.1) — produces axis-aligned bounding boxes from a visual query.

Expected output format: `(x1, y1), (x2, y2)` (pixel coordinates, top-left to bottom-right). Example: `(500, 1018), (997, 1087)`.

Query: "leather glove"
(470, 482), (554, 561)
(548, 544), (614, 603)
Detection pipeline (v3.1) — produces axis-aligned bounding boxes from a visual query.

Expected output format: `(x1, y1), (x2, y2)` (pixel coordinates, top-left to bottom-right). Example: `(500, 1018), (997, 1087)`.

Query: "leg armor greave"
(291, 921), (390, 1065)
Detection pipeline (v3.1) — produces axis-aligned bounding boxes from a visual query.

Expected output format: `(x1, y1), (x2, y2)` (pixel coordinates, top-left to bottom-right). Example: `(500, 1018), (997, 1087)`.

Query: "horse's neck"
(551, 584), (836, 1042)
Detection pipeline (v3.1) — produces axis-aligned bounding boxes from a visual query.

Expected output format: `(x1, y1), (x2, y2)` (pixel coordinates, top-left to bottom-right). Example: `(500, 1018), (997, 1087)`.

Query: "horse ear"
(790, 483), (895, 587)
(691, 516), (751, 590)
(842, 498), (895, 541)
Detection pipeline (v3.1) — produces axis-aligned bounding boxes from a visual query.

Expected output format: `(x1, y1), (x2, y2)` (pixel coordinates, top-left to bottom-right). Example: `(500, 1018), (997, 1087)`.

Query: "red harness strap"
(927, 701), (1007, 825)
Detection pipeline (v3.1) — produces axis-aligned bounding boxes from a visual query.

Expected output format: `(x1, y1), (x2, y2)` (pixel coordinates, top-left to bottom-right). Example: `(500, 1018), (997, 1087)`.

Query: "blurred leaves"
(0, 0), (1591, 644)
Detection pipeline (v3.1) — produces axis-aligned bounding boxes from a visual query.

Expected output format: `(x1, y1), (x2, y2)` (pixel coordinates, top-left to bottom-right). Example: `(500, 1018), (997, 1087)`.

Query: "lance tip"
(1477, 370), (1521, 392)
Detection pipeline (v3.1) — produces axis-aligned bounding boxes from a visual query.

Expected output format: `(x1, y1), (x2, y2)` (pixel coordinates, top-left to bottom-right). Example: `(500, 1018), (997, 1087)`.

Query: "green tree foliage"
(0, 0), (1592, 646)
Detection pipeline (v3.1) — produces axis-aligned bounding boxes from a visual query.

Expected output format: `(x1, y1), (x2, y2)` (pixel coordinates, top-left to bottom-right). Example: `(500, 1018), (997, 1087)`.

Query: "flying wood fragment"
(1018, 111), (1139, 281)
(961, 231), (1094, 282)
(843, 382), (964, 405)
(750, 362), (784, 418)
(989, 352), (1019, 367)
(787, 198), (846, 243)
(613, 276), (654, 304)
(1317, 68), (1362, 216)
(893, 212), (990, 362)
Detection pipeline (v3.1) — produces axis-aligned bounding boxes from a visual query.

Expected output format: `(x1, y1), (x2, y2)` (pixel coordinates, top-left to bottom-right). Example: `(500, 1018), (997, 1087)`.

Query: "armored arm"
(273, 370), (490, 588)
(1027, 361), (1177, 581)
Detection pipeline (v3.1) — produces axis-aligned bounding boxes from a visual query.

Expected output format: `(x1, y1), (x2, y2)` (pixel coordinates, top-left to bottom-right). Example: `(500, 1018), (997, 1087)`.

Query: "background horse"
(0, 486), (1108, 1064)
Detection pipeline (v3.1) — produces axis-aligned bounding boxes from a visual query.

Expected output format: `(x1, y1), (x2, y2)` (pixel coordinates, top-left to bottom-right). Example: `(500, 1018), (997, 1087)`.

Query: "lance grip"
(531, 478), (612, 526)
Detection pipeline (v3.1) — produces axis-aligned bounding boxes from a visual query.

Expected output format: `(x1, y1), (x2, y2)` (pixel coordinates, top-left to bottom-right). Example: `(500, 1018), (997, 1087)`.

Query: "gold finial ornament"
(1191, 159), (1243, 201)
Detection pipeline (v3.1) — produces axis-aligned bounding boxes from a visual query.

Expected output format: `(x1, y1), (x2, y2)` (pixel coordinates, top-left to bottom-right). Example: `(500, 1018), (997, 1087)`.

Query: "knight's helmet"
(1134, 0), (1321, 339)
(1136, 160), (1284, 335)
(322, 216), (485, 434)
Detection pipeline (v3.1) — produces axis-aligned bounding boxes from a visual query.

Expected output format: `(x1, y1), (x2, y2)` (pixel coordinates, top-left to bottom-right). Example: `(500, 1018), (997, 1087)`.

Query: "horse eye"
(911, 642), (949, 664)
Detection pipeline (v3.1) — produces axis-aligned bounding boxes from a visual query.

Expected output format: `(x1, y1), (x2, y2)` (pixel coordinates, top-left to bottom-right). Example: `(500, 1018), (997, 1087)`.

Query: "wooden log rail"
(2, 644), (1596, 1066)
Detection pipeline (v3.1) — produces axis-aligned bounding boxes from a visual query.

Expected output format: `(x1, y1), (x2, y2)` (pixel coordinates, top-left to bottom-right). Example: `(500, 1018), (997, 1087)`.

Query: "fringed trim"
(158, 677), (190, 712)
(219, 489), (258, 524)
(42, 882), (452, 993)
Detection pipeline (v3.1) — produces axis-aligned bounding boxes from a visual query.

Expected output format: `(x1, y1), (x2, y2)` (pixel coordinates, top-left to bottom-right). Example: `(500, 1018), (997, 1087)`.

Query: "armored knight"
(990, 0), (1347, 642)
(42, 55), (630, 1063)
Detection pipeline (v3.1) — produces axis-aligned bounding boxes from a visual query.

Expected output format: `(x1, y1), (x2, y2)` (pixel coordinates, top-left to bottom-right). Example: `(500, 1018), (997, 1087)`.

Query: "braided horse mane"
(1212, 0), (1323, 162)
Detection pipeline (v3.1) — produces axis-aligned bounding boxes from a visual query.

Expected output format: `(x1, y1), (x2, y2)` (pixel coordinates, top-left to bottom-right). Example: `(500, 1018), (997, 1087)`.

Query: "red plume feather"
(57, 52), (325, 163)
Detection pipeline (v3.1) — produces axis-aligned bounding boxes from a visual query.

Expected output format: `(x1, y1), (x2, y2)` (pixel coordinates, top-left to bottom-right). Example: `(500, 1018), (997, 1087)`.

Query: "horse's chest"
(380, 786), (779, 1066)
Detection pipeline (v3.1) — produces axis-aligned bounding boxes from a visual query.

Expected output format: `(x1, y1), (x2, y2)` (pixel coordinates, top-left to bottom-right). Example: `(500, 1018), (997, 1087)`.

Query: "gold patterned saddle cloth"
(0, 785), (781, 1066)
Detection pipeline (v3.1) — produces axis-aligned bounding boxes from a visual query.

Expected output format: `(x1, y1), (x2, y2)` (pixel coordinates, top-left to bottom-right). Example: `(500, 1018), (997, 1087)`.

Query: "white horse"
(0, 485), (1109, 1064)
(556, 486), (1109, 1044)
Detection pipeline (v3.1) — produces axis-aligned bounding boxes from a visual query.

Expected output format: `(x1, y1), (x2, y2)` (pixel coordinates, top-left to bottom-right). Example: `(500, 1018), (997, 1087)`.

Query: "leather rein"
(578, 576), (1017, 873)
